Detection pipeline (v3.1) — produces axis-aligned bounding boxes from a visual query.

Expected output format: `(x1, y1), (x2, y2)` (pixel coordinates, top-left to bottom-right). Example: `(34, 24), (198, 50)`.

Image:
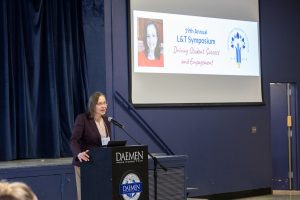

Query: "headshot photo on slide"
(137, 18), (164, 67)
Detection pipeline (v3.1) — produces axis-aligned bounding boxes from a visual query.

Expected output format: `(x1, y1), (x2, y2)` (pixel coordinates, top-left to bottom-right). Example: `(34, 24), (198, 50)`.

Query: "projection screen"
(128, 0), (262, 106)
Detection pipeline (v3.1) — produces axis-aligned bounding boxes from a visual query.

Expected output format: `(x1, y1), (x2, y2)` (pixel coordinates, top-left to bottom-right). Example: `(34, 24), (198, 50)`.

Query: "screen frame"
(126, 0), (264, 107)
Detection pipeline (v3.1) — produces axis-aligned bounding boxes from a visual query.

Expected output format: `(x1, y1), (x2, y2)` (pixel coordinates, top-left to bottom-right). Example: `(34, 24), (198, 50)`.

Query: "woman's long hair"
(143, 21), (161, 59)
(87, 92), (104, 118)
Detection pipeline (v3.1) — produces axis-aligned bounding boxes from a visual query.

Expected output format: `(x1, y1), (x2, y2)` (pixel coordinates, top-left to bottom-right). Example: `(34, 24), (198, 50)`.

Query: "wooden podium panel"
(81, 145), (149, 200)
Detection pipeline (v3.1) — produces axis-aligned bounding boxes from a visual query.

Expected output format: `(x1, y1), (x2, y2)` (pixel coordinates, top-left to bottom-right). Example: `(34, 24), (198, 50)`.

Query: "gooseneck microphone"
(108, 117), (125, 129)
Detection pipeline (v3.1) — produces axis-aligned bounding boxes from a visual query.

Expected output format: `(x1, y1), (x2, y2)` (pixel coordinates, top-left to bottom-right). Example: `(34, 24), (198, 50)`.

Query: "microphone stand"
(116, 125), (167, 200)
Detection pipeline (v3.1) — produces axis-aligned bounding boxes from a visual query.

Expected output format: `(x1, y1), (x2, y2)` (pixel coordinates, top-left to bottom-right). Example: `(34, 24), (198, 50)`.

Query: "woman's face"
(95, 95), (107, 116)
(146, 24), (158, 51)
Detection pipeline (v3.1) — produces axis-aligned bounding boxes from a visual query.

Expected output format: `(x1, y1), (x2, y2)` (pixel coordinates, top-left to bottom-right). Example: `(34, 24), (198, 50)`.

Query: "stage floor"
(0, 157), (72, 169)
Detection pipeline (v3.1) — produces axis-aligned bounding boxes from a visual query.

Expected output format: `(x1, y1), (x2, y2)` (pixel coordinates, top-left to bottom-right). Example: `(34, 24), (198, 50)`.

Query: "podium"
(81, 145), (149, 200)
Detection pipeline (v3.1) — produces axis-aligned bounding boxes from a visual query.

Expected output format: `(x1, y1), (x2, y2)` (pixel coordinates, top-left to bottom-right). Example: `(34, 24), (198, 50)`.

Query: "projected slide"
(129, 0), (262, 105)
(133, 11), (259, 76)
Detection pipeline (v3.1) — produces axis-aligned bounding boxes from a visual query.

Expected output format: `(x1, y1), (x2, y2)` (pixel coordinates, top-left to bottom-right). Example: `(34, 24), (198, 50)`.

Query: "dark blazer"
(70, 113), (111, 166)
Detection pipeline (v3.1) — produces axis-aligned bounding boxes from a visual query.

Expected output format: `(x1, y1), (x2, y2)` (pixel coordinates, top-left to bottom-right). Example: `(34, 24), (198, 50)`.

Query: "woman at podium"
(70, 92), (111, 200)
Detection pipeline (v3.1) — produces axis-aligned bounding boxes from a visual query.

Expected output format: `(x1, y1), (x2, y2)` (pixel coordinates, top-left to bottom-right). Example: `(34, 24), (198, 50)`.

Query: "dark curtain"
(82, 0), (106, 95)
(0, 0), (90, 160)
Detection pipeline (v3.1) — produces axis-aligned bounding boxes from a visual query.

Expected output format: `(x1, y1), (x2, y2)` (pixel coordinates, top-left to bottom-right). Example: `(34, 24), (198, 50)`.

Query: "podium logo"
(119, 173), (143, 200)
(115, 151), (144, 164)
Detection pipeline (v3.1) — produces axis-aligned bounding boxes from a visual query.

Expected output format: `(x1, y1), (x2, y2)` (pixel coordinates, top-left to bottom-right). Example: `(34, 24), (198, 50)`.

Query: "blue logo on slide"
(228, 28), (249, 67)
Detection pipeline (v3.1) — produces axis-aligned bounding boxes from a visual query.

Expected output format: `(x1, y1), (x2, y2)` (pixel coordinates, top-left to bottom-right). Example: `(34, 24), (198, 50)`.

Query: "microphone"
(108, 117), (125, 129)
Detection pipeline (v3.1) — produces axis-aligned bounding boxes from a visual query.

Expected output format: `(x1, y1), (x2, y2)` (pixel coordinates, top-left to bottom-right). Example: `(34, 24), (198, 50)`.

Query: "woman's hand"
(77, 150), (90, 162)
